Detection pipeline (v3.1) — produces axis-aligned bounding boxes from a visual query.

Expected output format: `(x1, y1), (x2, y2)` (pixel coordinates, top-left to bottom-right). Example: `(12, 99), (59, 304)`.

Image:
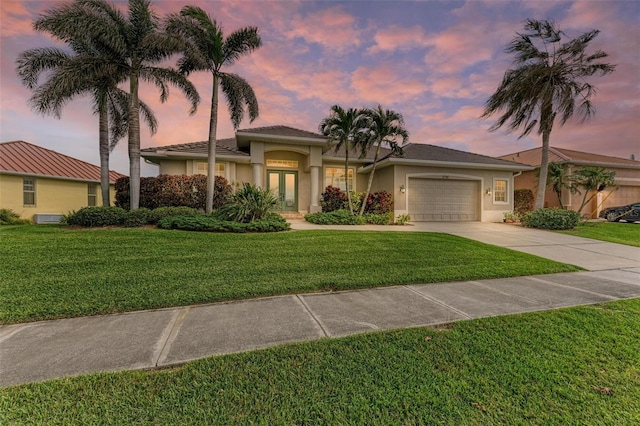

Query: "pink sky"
(1, 0), (638, 176)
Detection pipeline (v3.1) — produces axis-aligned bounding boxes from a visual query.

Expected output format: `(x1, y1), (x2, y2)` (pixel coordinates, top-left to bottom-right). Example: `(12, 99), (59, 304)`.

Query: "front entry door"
(267, 170), (298, 212)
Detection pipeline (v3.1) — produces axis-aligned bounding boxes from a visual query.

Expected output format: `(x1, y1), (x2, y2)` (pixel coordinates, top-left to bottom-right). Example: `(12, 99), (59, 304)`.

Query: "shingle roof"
(237, 125), (326, 140)
(498, 146), (640, 167)
(140, 138), (248, 156)
(0, 141), (126, 182)
(386, 143), (527, 167)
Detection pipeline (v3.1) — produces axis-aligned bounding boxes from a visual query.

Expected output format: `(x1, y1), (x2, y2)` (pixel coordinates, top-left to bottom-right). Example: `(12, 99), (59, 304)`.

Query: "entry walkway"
(2, 223), (639, 387)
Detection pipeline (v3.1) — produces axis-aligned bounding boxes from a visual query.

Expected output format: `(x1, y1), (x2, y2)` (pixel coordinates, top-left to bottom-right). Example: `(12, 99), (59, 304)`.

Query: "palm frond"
(219, 73), (259, 128)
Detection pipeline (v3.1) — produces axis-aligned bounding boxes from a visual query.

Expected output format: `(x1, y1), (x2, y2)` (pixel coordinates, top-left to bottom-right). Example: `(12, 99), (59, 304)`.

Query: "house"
(498, 146), (640, 217)
(141, 126), (531, 222)
(0, 141), (126, 222)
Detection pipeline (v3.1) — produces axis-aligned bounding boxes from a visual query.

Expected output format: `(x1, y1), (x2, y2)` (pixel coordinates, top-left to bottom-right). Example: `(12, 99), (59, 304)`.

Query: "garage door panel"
(409, 178), (479, 222)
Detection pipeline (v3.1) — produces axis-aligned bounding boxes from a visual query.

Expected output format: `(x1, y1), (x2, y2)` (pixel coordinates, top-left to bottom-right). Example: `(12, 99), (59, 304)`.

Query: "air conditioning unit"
(33, 213), (64, 224)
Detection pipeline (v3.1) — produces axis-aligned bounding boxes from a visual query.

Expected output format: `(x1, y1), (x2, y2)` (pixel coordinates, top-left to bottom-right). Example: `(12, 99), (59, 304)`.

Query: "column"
(310, 166), (320, 213)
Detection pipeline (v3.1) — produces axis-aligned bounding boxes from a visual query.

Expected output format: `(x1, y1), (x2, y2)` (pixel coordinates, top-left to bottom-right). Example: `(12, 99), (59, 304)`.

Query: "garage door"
(408, 178), (479, 221)
(604, 185), (640, 208)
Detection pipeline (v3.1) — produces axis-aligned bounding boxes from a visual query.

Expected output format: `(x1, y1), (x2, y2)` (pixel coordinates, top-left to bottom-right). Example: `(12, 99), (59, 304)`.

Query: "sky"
(1, 0), (639, 176)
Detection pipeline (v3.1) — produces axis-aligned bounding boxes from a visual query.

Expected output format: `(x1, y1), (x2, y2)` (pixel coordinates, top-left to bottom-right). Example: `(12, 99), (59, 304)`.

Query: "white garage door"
(605, 185), (640, 208)
(408, 178), (480, 221)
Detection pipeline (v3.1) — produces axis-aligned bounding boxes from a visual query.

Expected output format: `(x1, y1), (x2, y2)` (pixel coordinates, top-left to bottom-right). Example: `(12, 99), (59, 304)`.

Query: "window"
(23, 177), (35, 206)
(493, 179), (508, 203)
(266, 159), (298, 169)
(88, 184), (97, 206)
(196, 162), (226, 177)
(325, 167), (354, 191)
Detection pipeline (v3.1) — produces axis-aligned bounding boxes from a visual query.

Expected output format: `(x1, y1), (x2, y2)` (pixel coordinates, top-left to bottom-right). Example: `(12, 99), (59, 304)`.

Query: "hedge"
(157, 213), (290, 233)
(520, 208), (581, 230)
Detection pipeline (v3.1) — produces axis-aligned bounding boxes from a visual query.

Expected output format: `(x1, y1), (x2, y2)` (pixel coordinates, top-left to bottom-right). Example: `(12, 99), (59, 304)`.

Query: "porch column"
(250, 141), (265, 188)
(253, 163), (263, 187)
(310, 166), (321, 213)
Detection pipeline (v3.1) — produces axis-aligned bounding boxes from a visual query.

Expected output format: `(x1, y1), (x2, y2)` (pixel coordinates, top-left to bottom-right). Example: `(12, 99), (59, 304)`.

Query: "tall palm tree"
(481, 19), (615, 209)
(357, 105), (408, 216)
(16, 44), (157, 207)
(33, 0), (201, 209)
(166, 6), (261, 213)
(319, 105), (367, 215)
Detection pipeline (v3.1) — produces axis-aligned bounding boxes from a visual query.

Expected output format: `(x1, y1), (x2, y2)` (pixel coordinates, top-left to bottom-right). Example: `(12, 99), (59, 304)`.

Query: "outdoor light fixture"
(486, 188), (492, 196)
(400, 185), (406, 193)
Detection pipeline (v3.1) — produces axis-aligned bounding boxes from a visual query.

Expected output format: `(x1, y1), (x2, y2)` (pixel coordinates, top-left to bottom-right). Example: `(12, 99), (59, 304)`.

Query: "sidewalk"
(2, 222), (639, 387)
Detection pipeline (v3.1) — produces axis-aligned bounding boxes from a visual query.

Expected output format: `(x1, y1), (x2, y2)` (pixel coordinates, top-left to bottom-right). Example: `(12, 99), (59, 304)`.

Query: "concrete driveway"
(289, 220), (640, 271)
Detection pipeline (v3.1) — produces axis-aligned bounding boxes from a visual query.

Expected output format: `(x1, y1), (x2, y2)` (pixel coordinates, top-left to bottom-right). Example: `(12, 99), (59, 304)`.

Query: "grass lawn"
(2, 299), (638, 424)
(0, 226), (581, 324)
(559, 221), (640, 247)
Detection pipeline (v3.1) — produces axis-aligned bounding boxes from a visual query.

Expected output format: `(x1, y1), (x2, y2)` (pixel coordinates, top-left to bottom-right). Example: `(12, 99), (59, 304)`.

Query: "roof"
(0, 141), (126, 183)
(498, 146), (640, 168)
(237, 125), (326, 140)
(383, 143), (528, 167)
(140, 138), (248, 157)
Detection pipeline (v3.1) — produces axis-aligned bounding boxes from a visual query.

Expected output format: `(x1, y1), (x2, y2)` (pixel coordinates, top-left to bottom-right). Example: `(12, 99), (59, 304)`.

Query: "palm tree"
(16, 44), (157, 207)
(545, 162), (576, 209)
(319, 105), (367, 215)
(481, 19), (615, 209)
(33, 0), (201, 209)
(571, 166), (616, 214)
(166, 6), (261, 213)
(357, 105), (408, 216)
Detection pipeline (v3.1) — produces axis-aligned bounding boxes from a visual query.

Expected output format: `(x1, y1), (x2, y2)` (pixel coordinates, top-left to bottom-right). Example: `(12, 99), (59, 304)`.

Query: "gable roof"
(498, 146), (640, 168)
(237, 125), (325, 140)
(0, 141), (126, 183)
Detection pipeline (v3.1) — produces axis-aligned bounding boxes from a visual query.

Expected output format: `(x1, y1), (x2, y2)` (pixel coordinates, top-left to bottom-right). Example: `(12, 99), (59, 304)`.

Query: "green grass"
(559, 221), (640, 247)
(0, 226), (581, 324)
(2, 299), (638, 424)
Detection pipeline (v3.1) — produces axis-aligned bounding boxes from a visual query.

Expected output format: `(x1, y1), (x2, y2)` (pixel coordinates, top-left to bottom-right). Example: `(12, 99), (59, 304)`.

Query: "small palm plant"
(217, 183), (279, 223)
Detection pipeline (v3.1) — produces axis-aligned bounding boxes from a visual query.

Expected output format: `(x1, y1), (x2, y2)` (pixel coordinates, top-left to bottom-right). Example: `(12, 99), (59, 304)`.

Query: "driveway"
(289, 221), (640, 272)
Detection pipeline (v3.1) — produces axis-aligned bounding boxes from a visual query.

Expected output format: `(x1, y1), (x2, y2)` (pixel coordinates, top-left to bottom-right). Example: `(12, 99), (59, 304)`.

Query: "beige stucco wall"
(0, 173), (115, 220)
(158, 160), (188, 175)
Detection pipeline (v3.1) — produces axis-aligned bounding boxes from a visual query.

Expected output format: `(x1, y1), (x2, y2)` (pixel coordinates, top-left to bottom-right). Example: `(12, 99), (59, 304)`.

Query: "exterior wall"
(391, 165), (515, 222)
(0, 173), (115, 220)
(158, 160), (187, 175)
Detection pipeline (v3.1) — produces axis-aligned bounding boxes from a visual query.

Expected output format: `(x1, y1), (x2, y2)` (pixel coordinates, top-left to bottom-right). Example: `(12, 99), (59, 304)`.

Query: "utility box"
(33, 214), (64, 224)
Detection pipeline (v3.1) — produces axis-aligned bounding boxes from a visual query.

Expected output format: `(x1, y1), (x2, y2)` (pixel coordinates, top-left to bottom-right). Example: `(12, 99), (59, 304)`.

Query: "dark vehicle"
(599, 202), (640, 222)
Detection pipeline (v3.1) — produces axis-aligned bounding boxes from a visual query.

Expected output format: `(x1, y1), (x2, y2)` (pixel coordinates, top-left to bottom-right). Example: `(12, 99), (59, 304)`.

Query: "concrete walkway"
(2, 223), (639, 387)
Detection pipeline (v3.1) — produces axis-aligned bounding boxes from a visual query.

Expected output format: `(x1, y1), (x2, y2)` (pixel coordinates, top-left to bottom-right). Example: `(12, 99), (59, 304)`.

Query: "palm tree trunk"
(358, 143), (381, 216)
(345, 145), (353, 215)
(536, 129), (550, 210)
(99, 106), (110, 206)
(128, 68), (141, 210)
(206, 73), (219, 214)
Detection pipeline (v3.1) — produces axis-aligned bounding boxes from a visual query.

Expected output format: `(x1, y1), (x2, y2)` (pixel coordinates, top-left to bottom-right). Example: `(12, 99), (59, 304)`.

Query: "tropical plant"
(319, 105), (368, 214)
(570, 166), (616, 214)
(166, 6), (261, 213)
(33, 0), (201, 210)
(481, 19), (615, 209)
(357, 105), (408, 216)
(545, 162), (577, 209)
(216, 183), (279, 223)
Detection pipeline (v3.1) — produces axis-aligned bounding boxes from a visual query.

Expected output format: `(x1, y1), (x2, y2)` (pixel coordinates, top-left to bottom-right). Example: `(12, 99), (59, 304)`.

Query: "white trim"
(359, 157), (532, 173)
(492, 178), (509, 205)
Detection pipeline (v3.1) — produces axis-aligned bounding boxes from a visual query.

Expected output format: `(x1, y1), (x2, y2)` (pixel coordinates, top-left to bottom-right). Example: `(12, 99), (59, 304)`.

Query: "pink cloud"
(367, 25), (428, 54)
(350, 65), (428, 105)
(286, 6), (361, 52)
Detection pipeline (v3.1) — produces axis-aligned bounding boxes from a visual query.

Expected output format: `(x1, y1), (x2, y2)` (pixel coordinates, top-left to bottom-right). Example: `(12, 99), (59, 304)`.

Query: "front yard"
(558, 221), (640, 247)
(0, 225), (580, 324)
(2, 299), (638, 424)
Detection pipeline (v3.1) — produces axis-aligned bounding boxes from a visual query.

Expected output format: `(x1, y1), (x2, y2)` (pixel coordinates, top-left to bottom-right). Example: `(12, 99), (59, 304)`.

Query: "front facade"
(0, 141), (125, 222)
(499, 147), (640, 217)
(142, 126), (530, 222)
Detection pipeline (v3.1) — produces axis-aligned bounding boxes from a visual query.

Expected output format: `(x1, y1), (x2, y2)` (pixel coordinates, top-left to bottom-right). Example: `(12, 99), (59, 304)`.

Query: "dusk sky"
(1, 0), (639, 176)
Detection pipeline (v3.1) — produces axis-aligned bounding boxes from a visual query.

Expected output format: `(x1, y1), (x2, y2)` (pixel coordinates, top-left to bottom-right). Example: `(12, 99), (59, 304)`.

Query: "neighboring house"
(141, 125), (531, 222)
(498, 146), (640, 217)
(0, 141), (126, 222)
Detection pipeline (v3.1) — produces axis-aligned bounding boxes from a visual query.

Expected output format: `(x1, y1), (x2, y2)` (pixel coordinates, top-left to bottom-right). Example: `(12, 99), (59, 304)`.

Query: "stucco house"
(141, 126), (531, 222)
(498, 146), (640, 218)
(0, 141), (125, 222)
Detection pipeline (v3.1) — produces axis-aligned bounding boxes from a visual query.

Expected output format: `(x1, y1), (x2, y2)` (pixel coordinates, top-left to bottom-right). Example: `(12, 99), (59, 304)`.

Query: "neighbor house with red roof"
(498, 146), (640, 218)
(0, 141), (126, 222)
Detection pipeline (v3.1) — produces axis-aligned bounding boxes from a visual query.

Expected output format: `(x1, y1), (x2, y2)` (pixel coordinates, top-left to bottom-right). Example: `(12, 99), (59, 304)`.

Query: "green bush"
(305, 210), (366, 225)
(216, 183), (279, 223)
(65, 206), (127, 227)
(320, 186), (394, 214)
(363, 213), (393, 225)
(520, 208), (581, 230)
(148, 206), (202, 224)
(157, 213), (289, 233)
(115, 175), (232, 211)
(514, 189), (535, 216)
(123, 208), (152, 227)
(0, 209), (31, 225)
(395, 214), (411, 225)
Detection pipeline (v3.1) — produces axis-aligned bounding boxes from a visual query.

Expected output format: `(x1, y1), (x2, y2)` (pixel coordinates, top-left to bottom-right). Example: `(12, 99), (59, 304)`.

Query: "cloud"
(367, 25), (428, 54)
(286, 6), (362, 53)
(351, 65), (428, 105)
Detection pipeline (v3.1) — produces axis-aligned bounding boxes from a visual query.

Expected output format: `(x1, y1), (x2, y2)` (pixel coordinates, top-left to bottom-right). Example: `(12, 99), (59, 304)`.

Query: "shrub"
(320, 186), (394, 214)
(363, 191), (394, 214)
(0, 209), (31, 225)
(148, 206), (202, 224)
(363, 213), (393, 225)
(320, 186), (348, 212)
(157, 213), (289, 233)
(216, 183), (279, 223)
(65, 206), (127, 227)
(305, 210), (366, 225)
(115, 175), (232, 210)
(395, 214), (411, 225)
(520, 208), (581, 230)
(514, 189), (534, 216)
(123, 208), (152, 227)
